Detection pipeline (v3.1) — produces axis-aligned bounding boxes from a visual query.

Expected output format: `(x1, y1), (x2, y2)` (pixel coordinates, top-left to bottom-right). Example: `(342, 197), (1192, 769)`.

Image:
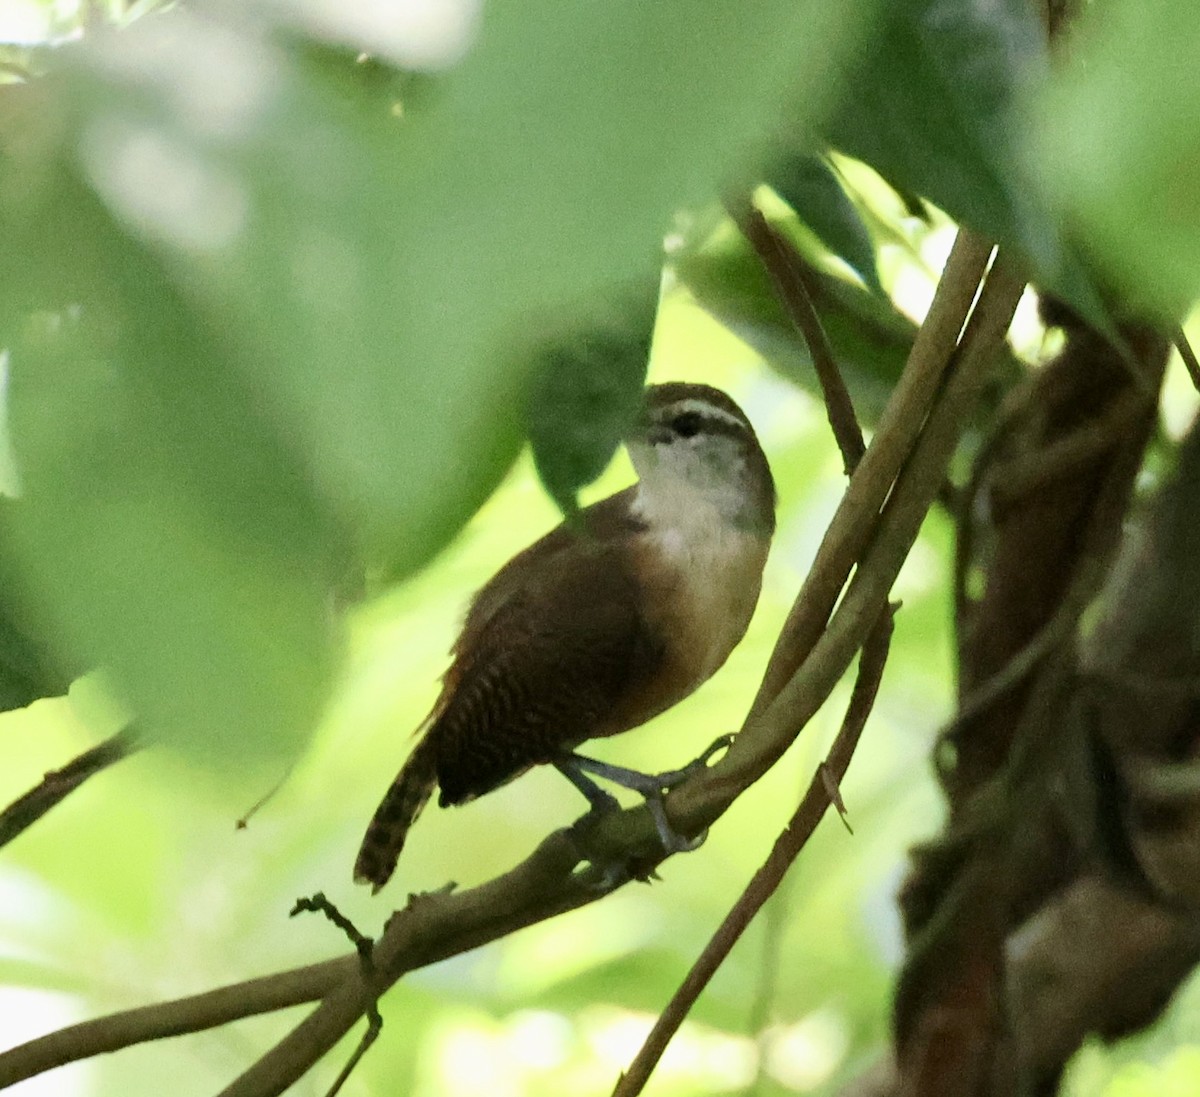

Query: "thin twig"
(745, 765), (805, 1081)
(727, 193), (866, 474)
(320, 1015), (380, 1097)
(290, 893), (375, 967)
(1175, 327), (1200, 392)
(0, 730), (136, 850)
(290, 894), (381, 1097)
(732, 186), (869, 1063)
(612, 606), (897, 1097)
(237, 763), (297, 829)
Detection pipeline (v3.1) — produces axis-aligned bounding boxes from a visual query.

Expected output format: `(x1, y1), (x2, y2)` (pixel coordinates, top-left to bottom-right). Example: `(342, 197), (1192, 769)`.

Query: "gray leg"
(558, 736), (733, 853)
(567, 734), (733, 795)
(555, 759), (621, 814)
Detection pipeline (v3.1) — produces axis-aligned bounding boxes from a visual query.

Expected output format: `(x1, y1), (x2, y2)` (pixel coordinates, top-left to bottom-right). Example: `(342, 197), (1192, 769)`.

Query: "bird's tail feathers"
(353, 733), (439, 893)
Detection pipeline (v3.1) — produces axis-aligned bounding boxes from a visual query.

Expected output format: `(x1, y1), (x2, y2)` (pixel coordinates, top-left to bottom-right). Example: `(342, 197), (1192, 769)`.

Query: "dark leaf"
(824, 0), (1110, 327)
(526, 288), (657, 516)
(764, 151), (882, 292)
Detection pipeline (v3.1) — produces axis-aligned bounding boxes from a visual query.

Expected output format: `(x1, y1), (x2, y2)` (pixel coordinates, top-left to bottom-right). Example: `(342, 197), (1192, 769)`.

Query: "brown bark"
(890, 311), (1175, 1097)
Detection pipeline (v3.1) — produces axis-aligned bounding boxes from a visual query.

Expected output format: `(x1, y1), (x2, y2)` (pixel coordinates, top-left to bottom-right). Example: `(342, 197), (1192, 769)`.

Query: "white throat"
(630, 466), (770, 682)
(631, 463), (747, 532)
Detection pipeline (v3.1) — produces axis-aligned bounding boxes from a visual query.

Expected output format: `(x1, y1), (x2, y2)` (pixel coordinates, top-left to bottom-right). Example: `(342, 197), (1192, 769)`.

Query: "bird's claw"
(683, 733), (735, 777)
(647, 733), (735, 792)
(646, 795), (708, 854)
(572, 856), (633, 892)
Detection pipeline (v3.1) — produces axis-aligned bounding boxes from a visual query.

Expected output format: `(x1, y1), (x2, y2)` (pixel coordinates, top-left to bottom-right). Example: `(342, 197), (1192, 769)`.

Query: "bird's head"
(626, 383), (775, 535)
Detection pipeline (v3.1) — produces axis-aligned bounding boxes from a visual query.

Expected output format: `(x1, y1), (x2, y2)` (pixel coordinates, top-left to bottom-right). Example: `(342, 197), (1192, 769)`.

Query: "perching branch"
(747, 229), (995, 721)
(614, 239), (1025, 1097)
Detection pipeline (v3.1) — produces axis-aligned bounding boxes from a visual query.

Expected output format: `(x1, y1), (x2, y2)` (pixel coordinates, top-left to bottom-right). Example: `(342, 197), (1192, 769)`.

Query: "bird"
(354, 382), (775, 892)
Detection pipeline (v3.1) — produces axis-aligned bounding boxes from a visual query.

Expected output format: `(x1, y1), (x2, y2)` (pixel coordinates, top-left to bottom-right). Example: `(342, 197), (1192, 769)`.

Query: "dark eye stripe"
(655, 404), (750, 444)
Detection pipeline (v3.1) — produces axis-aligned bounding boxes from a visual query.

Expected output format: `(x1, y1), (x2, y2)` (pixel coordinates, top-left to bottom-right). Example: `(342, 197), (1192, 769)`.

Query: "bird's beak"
(644, 423), (673, 446)
(628, 400), (670, 447)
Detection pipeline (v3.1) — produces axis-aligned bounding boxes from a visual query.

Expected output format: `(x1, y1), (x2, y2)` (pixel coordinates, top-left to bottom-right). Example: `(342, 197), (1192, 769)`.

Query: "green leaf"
(0, 144), (338, 764)
(764, 151), (882, 292)
(526, 287), (657, 516)
(1032, 0), (1200, 320)
(823, 0), (1109, 326)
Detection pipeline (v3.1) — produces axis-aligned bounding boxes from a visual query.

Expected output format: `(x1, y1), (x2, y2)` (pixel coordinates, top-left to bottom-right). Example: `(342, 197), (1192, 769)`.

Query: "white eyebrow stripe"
(660, 398), (747, 430)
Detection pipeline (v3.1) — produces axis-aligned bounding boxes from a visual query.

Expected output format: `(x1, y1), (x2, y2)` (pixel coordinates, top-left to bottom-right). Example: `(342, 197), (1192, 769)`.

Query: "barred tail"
(354, 735), (439, 893)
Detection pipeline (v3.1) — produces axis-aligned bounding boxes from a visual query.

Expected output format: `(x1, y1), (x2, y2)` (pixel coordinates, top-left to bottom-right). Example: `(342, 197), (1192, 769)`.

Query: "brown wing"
(430, 531), (665, 806)
(455, 487), (642, 647)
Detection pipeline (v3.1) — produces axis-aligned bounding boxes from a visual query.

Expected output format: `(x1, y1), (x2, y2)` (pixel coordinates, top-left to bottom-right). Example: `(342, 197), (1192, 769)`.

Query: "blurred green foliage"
(0, 1), (1199, 1096)
(0, 0), (877, 764)
(822, 0), (1112, 329)
(1033, 0), (1200, 320)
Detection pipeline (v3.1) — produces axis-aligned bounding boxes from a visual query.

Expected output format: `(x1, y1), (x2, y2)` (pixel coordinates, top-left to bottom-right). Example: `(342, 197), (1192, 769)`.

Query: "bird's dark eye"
(670, 411), (703, 438)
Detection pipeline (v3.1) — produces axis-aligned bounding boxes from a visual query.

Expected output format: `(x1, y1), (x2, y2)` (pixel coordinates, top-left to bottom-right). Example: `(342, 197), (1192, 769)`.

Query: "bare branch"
(612, 605), (896, 1097)
(0, 730), (136, 851)
(747, 230), (995, 721)
(290, 895), (381, 1097)
(0, 957), (352, 1086)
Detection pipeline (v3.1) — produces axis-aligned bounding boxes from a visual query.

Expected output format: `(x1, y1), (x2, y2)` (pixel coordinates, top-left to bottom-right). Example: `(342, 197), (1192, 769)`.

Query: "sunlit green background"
(3, 1), (1200, 1096)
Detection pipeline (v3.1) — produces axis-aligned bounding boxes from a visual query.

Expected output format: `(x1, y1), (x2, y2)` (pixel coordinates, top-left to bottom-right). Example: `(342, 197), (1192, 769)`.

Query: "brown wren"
(354, 382), (775, 891)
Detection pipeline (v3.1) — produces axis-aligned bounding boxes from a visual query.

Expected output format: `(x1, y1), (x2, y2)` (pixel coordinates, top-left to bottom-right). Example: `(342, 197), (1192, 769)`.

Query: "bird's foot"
(565, 734), (732, 800)
(560, 746), (725, 856)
